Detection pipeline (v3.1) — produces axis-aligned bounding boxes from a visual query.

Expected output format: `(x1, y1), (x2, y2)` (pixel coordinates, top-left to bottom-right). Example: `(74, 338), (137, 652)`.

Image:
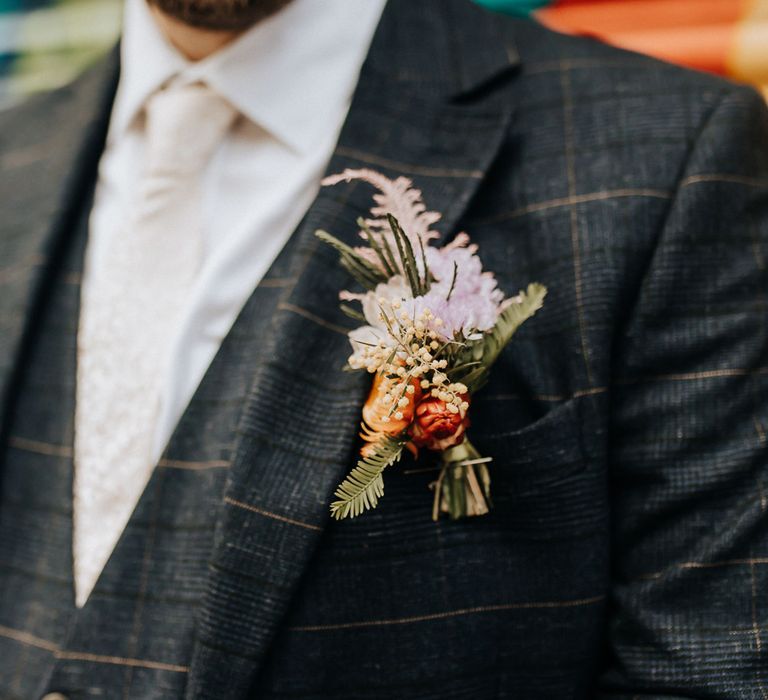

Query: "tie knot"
(143, 81), (238, 176)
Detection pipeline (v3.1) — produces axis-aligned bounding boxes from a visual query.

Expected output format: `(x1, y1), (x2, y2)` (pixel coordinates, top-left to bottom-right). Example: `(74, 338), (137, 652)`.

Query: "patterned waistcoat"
(0, 171), (304, 699)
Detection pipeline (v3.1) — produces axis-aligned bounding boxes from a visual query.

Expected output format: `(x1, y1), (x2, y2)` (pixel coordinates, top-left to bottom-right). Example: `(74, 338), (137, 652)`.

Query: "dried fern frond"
(330, 436), (405, 520)
(322, 168), (441, 249)
(454, 283), (548, 393)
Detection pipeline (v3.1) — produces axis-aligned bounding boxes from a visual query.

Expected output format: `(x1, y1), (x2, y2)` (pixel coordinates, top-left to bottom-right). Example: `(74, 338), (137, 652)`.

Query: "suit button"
(42, 694), (68, 700)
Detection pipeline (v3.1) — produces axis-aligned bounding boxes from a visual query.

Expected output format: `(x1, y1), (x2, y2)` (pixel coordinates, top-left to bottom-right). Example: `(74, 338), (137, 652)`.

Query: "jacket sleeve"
(597, 85), (768, 698)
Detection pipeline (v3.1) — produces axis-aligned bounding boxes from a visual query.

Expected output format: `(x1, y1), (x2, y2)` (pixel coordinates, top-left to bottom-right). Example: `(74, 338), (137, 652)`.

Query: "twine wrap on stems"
(431, 439), (492, 520)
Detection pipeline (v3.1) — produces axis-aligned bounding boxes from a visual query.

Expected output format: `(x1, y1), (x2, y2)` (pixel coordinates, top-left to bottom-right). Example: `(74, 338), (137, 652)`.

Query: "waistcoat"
(0, 174), (302, 699)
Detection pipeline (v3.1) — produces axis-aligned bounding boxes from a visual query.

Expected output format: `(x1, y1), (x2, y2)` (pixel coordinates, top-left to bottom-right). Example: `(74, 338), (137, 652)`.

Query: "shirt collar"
(112, 0), (386, 153)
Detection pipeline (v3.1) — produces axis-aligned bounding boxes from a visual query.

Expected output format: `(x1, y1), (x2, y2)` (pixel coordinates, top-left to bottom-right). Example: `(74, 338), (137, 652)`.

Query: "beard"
(147, 0), (294, 31)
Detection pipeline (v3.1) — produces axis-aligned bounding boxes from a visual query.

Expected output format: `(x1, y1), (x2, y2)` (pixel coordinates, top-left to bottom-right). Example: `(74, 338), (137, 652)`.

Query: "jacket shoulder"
(486, 11), (753, 102)
(479, 10), (766, 172)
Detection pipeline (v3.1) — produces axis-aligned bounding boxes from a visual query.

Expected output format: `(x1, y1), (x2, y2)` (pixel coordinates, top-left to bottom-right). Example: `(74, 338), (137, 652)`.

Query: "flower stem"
(431, 438), (492, 521)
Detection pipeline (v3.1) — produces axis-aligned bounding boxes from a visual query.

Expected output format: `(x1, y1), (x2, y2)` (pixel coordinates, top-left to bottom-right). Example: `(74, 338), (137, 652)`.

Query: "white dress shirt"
(76, 0), (385, 605)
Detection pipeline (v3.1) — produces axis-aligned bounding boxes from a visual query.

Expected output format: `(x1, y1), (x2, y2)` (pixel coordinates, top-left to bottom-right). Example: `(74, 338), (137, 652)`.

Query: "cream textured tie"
(74, 82), (237, 607)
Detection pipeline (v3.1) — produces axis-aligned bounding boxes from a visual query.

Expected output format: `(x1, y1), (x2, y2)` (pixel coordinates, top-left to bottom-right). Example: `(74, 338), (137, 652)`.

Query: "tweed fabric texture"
(0, 180), (91, 700)
(0, 111), (306, 699)
(0, 1), (767, 698)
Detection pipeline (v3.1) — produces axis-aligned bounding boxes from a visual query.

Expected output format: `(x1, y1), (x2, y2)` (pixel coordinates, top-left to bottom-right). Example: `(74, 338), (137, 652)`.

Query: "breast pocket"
(472, 397), (607, 538)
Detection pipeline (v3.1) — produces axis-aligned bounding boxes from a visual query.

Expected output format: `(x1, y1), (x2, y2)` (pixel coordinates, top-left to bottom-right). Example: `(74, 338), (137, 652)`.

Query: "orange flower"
(409, 396), (470, 451)
(360, 372), (422, 457)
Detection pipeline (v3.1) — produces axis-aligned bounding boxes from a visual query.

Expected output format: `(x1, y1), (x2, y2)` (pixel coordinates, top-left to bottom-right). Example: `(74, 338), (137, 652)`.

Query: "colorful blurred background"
(0, 0), (766, 110)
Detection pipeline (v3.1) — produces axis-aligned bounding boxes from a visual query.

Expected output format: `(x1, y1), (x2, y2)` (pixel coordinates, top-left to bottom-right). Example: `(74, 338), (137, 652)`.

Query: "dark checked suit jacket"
(1, 1), (768, 698)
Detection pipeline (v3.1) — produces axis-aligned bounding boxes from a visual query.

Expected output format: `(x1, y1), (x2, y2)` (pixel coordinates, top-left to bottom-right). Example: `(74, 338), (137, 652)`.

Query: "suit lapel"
(187, 1), (519, 696)
(0, 49), (118, 441)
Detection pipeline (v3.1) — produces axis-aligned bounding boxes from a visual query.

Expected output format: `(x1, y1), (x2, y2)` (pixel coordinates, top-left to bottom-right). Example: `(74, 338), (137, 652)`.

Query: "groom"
(1, 0), (766, 697)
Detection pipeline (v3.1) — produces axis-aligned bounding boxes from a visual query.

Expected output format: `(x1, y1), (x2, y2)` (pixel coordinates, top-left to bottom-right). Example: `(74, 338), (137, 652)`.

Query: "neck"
(150, 6), (241, 61)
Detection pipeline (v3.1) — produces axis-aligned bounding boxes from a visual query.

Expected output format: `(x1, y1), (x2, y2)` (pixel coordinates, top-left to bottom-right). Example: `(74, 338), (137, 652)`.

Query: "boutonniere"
(316, 169), (546, 521)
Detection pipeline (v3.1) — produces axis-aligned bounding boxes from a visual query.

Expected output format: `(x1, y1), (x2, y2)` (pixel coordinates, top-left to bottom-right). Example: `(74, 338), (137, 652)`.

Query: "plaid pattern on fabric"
(0, 175), (304, 700)
(0, 1), (767, 697)
(477, 0), (768, 98)
(0, 49), (307, 699)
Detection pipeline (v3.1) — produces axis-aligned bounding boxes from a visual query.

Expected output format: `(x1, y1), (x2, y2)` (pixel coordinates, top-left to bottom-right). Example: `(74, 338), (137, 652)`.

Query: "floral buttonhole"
(316, 169), (547, 522)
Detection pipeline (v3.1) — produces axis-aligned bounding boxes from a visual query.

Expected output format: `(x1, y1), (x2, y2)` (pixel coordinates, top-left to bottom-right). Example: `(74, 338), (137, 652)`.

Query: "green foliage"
(315, 230), (388, 290)
(387, 214), (429, 297)
(445, 261), (459, 302)
(453, 283), (547, 392)
(358, 218), (397, 278)
(315, 214), (431, 297)
(330, 437), (405, 520)
(340, 304), (366, 322)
